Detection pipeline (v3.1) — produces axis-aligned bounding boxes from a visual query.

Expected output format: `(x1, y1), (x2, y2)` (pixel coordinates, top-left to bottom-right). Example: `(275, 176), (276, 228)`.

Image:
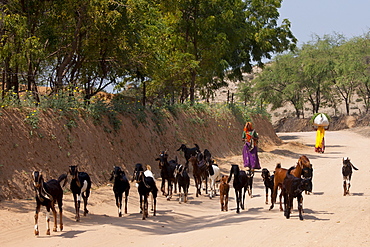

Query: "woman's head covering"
(244, 122), (253, 132)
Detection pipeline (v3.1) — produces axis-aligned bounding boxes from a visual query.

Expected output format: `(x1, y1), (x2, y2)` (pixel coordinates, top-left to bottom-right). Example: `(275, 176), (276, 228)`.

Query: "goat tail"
(275, 163), (281, 169)
(351, 164), (359, 171)
(195, 144), (200, 151)
(58, 173), (68, 187)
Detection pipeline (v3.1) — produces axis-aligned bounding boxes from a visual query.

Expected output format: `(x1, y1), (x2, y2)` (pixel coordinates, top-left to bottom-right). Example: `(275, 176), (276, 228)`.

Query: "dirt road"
(1, 129), (370, 247)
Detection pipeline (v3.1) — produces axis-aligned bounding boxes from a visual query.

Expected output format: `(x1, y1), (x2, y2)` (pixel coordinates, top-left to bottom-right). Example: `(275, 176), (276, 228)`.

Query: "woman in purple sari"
(242, 122), (261, 171)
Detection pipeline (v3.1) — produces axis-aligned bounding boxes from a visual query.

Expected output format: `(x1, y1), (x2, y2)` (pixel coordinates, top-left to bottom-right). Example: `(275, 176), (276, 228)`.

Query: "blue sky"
(278, 0), (370, 45)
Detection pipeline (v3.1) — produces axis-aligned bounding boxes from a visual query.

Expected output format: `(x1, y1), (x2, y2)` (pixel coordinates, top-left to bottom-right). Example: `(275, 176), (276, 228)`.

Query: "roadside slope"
(0, 108), (280, 200)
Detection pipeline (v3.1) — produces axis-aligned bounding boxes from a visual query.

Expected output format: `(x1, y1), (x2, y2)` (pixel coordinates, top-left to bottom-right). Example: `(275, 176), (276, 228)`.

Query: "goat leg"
(46, 209), (51, 235)
(173, 181), (177, 194)
(241, 189), (246, 210)
(118, 195), (123, 217)
(34, 205), (40, 236)
(145, 198), (149, 218)
(284, 195), (292, 219)
(166, 183), (172, 200)
(150, 194), (154, 211)
(225, 193), (229, 211)
(153, 195), (157, 216)
(73, 194), (80, 222)
(59, 207), (63, 231)
(299, 196), (304, 220)
(184, 188), (188, 203)
(141, 198), (146, 220)
(347, 182), (351, 195)
(161, 180), (166, 196)
(220, 194), (224, 211)
(52, 206), (58, 232)
(82, 193), (89, 216)
(124, 192), (128, 214)
(236, 190), (240, 213)
(343, 181), (347, 196)
(279, 190), (284, 211)
(76, 200), (81, 222)
(269, 187), (277, 210)
(139, 196), (143, 214)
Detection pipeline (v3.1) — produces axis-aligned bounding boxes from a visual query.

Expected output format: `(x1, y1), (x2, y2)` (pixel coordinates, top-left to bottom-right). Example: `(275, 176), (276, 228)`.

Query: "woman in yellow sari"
(315, 126), (325, 153)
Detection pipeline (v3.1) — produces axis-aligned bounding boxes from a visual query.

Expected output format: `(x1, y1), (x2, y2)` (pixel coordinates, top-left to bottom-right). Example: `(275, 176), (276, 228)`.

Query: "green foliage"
(250, 31), (370, 117)
(24, 109), (40, 129)
(254, 53), (305, 118)
(40, 89), (84, 112)
(2, 0), (297, 106)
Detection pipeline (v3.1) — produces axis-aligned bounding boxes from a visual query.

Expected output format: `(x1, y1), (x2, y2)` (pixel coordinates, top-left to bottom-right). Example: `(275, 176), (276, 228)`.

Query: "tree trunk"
(142, 79), (146, 107)
(54, 12), (83, 92)
(190, 69), (196, 104)
(345, 98), (350, 116)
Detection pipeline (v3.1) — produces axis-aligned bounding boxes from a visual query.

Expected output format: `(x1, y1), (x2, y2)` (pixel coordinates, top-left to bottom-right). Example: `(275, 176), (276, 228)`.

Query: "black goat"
(302, 164), (313, 194)
(177, 144), (200, 169)
(227, 164), (249, 213)
(282, 167), (312, 220)
(189, 154), (209, 197)
(68, 165), (91, 222)
(203, 148), (212, 166)
(342, 157), (358, 196)
(261, 168), (274, 204)
(132, 163), (158, 220)
(110, 166), (130, 217)
(174, 163), (190, 203)
(32, 171), (67, 235)
(155, 151), (177, 200)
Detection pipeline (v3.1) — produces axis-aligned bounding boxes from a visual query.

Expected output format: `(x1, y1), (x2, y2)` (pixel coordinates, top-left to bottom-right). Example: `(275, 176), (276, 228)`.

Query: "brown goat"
(270, 155), (312, 211)
(219, 175), (230, 211)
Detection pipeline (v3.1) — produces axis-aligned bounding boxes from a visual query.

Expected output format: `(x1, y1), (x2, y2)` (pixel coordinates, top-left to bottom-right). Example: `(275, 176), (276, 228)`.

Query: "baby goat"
(342, 157), (358, 196)
(219, 175), (230, 211)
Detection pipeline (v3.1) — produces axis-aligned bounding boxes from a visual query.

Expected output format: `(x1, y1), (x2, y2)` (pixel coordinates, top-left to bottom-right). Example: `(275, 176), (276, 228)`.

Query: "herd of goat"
(31, 144), (358, 236)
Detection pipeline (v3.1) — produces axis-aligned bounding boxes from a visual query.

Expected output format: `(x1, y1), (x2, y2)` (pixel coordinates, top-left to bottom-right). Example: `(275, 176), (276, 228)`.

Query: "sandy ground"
(1, 129), (370, 247)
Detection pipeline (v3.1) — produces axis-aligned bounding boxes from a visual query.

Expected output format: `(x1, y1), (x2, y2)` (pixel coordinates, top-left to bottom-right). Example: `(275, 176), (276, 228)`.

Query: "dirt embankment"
(0, 109), (280, 200)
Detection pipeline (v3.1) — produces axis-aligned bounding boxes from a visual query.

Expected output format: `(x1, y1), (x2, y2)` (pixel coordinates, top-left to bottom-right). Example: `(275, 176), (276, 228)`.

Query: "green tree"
(157, 0), (296, 104)
(299, 35), (340, 114)
(353, 33), (370, 113)
(1, 1), (29, 96)
(254, 53), (304, 118)
(330, 37), (363, 115)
